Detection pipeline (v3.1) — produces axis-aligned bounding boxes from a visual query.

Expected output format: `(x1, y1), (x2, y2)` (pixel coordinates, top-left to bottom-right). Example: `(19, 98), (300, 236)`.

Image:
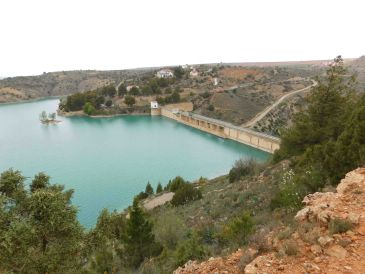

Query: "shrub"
(166, 176), (186, 192)
(222, 213), (255, 245)
(207, 104), (215, 111)
(83, 102), (96, 115)
(228, 158), (261, 183)
(124, 95), (136, 107)
(270, 169), (306, 211)
(135, 191), (149, 201)
(154, 210), (186, 249)
(174, 235), (205, 267)
(283, 240), (298, 256)
(238, 252), (255, 272)
(329, 218), (353, 234)
(171, 184), (202, 206)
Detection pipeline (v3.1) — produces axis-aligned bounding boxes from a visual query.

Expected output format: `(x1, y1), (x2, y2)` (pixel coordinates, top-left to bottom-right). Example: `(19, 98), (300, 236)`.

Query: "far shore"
(57, 109), (151, 118)
(0, 95), (63, 106)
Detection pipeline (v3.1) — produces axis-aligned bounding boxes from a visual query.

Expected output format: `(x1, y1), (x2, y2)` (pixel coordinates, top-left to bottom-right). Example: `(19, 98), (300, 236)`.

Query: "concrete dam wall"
(155, 107), (280, 154)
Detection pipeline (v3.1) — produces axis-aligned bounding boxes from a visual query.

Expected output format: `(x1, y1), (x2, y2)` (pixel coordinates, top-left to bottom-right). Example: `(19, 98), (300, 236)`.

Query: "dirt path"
(242, 79), (318, 127)
(143, 192), (174, 210)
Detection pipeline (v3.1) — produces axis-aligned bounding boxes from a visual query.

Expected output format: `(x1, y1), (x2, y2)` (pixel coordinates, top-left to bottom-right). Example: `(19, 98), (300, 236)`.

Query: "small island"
(39, 110), (61, 124)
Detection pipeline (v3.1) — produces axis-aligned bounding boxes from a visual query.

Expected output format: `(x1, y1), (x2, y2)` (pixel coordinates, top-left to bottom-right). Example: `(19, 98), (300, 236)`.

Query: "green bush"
(270, 169), (306, 211)
(228, 158), (261, 183)
(135, 191), (149, 201)
(166, 176), (186, 192)
(83, 102), (96, 115)
(222, 213), (255, 245)
(174, 235), (205, 267)
(329, 218), (353, 234)
(171, 184), (202, 206)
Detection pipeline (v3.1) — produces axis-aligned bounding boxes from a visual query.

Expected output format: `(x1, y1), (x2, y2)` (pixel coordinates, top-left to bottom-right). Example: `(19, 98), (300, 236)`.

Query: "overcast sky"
(1, 0), (364, 77)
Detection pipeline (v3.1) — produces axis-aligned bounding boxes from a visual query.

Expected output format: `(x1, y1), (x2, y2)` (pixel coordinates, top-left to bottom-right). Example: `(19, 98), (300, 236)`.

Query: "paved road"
(243, 79), (318, 128)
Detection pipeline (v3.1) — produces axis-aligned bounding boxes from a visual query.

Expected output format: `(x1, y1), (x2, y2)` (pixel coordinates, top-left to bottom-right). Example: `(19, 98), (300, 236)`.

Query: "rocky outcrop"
(174, 168), (365, 274)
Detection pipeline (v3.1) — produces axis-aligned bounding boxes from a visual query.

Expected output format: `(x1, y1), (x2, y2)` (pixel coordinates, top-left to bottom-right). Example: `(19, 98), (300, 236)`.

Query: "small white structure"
(150, 101), (159, 109)
(213, 78), (219, 86)
(156, 69), (174, 78)
(190, 68), (199, 77)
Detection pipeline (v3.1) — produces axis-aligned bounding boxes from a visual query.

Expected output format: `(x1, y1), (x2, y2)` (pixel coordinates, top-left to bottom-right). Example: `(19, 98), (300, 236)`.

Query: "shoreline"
(58, 110), (151, 118)
(0, 95), (63, 106)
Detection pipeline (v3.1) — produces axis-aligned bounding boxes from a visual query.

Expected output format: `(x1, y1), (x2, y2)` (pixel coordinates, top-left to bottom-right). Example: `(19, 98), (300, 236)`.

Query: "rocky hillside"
(0, 69), (153, 103)
(174, 168), (365, 274)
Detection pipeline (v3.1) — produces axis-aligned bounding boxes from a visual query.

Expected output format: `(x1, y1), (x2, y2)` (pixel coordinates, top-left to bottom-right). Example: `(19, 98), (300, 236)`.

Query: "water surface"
(0, 99), (269, 227)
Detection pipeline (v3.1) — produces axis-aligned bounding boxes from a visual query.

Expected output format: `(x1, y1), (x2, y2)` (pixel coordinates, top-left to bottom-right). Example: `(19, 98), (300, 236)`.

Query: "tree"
(156, 183), (163, 194)
(145, 182), (154, 195)
(30, 172), (50, 193)
(39, 111), (48, 122)
(83, 102), (96, 115)
(0, 168), (26, 201)
(118, 84), (127, 96)
(129, 86), (140, 96)
(124, 96), (136, 107)
(101, 84), (117, 97)
(174, 66), (184, 79)
(0, 169), (84, 273)
(274, 56), (355, 161)
(166, 176), (186, 192)
(171, 183), (202, 206)
(121, 199), (162, 267)
(48, 112), (56, 121)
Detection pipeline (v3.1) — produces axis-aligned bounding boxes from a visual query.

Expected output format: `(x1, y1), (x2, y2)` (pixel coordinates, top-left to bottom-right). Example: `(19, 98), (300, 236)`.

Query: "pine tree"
(121, 199), (162, 268)
(275, 56), (356, 161)
(145, 182), (154, 195)
(156, 183), (163, 194)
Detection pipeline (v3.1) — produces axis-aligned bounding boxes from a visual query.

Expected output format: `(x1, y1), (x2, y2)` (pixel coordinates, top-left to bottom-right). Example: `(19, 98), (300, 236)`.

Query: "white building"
(213, 78), (219, 86)
(190, 68), (199, 77)
(150, 101), (159, 109)
(156, 69), (174, 78)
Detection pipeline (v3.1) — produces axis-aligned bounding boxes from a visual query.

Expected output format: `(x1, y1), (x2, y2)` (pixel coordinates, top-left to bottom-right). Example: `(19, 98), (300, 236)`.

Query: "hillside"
(174, 168), (365, 274)
(0, 69), (153, 103)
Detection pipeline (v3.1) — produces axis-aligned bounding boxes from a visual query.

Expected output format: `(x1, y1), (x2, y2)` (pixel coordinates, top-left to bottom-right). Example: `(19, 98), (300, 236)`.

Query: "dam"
(152, 103), (280, 154)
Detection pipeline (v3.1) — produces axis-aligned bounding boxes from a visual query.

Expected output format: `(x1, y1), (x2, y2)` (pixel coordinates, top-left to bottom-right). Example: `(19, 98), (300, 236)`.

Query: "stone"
(356, 226), (365, 236)
(346, 230), (355, 237)
(310, 244), (323, 255)
(318, 235), (334, 247)
(344, 265), (352, 270)
(348, 213), (360, 224)
(314, 257), (322, 263)
(325, 245), (348, 259)
(295, 207), (310, 221)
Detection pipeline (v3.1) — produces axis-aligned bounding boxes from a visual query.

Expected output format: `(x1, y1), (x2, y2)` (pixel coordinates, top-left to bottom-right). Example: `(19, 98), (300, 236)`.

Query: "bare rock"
(310, 244), (322, 255)
(325, 245), (348, 259)
(318, 235), (334, 247)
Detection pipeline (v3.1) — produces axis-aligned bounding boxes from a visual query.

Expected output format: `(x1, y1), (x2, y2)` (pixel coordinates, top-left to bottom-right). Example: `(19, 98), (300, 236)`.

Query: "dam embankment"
(153, 107), (280, 153)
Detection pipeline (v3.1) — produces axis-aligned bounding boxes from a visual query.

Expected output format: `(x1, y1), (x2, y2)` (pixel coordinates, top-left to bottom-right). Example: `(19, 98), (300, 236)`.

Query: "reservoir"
(0, 99), (269, 227)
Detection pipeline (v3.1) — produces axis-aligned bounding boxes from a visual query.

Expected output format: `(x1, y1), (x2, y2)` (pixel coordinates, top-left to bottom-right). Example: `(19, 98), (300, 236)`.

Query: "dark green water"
(0, 99), (269, 227)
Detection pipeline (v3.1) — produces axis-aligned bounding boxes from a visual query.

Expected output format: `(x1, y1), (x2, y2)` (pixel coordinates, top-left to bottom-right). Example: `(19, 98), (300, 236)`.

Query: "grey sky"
(1, 0), (364, 77)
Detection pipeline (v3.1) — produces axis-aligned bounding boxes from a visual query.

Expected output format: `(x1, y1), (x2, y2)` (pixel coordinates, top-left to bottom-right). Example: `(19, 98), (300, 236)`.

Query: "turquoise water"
(0, 99), (269, 227)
